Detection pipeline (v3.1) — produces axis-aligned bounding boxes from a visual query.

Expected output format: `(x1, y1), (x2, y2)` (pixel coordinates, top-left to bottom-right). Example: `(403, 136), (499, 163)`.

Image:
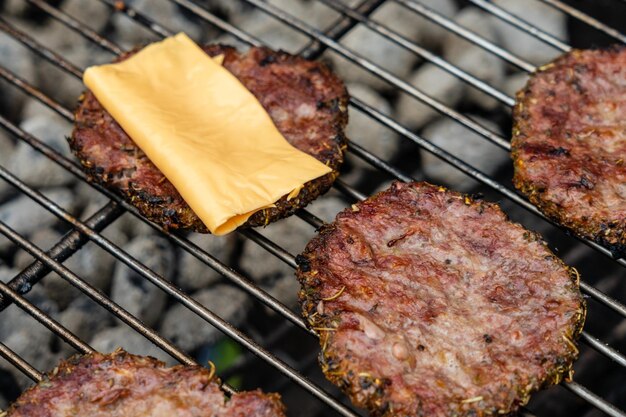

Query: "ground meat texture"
(6, 350), (286, 417)
(512, 46), (626, 257)
(71, 45), (348, 232)
(296, 182), (585, 417)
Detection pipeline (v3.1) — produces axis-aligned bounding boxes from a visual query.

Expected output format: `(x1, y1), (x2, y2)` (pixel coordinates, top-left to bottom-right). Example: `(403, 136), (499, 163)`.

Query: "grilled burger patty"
(6, 350), (286, 417)
(71, 45), (348, 232)
(512, 46), (626, 256)
(296, 182), (585, 417)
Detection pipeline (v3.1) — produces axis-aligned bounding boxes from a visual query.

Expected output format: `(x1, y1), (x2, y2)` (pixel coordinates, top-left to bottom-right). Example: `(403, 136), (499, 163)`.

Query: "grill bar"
(0, 109), (313, 333)
(31, 1), (395, 204)
(0, 26), (342, 330)
(3, 0), (625, 327)
(0, 201), (123, 311)
(90, 0), (626, 266)
(317, 0), (515, 107)
(0, 221), (199, 367)
(394, 0), (535, 72)
(26, 0), (123, 55)
(170, 0), (263, 46)
(99, 0), (172, 38)
(467, 0), (570, 52)
(348, 141), (413, 182)
(0, 166), (356, 415)
(0, 17), (82, 79)
(2, 0), (620, 342)
(0, 66), (73, 121)
(225, 0), (626, 266)
(580, 331), (626, 368)
(0, 342), (43, 383)
(394, 0), (536, 73)
(0, 0), (624, 415)
(0, 281), (94, 354)
(563, 382), (626, 417)
(238, 0), (509, 149)
(537, 0), (626, 43)
(298, 0), (387, 59)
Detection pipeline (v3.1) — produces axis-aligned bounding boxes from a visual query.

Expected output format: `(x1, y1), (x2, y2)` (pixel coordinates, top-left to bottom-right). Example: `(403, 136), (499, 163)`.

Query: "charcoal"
(110, 235), (175, 327)
(419, 115), (508, 191)
(9, 114), (75, 189)
(345, 83), (399, 177)
(160, 284), (251, 352)
(260, 273), (300, 309)
(240, 214), (314, 283)
(490, 0), (567, 65)
(395, 63), (466, 131)
(0, 130), (15, 201)
(177, 233), (237, 292)
(0, 188), (74, 253)
(443, 7), (505, 110)
(58, 297), (112, 356)
(232, 10), (311, 52)
(90, 325), (175, 365)
(0, 32), (35, 120)
(328, 2), (421, 91)
(266, 0), (339, 31)
(0, 283), (60, 389)
(11, 228), (80, 310)
(413, 0), (458, 50)
(503, 71), (531, 98)
(306, 193), (348, 224)
(61, 0), (111, 32)
(110, 0), (203, 50)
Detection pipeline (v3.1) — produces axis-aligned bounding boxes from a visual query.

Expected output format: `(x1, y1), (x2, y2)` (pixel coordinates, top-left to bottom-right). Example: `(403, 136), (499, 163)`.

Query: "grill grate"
(0, 1), (625, 416)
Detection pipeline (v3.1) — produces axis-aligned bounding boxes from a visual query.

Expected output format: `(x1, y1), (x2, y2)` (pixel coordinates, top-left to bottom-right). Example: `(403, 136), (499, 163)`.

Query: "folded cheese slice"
(83, 33), (332, 235)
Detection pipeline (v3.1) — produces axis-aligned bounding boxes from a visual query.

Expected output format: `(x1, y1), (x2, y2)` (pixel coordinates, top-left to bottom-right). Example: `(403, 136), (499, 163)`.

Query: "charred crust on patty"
(71, 44), (348, 233)
(297, 181), (585, 417)
(512, 46), (626, 257)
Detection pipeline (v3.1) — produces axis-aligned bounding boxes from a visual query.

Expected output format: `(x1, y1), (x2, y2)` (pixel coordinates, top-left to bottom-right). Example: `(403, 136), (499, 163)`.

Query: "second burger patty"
(71, 44), (348, 232)
(512, 46), (626, 257)
(296, 181), (585, 417)
(6, 350), (286, 417)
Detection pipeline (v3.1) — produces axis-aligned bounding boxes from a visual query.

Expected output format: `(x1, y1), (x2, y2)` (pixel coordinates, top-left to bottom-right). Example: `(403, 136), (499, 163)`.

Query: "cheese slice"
(83, 33), (332, 235)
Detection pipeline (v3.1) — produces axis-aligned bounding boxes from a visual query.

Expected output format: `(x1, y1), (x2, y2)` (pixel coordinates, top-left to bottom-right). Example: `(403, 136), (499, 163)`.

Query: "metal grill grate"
(0, 1), (625, 416)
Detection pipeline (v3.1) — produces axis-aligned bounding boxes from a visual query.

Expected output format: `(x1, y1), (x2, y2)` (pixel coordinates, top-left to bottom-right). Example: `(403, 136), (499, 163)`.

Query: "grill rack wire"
(0, 0), (624, 416)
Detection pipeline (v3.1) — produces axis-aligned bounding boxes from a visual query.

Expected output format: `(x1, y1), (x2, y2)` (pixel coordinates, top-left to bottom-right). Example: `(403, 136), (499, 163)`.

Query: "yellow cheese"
(83, 33), (331, 235)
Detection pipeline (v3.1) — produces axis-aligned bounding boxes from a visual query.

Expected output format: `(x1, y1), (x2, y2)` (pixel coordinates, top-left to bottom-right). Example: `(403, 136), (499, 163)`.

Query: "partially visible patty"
(6, 350), (286, 417)
(512, 46), (626, 256)
(71, 45), (348, 232)
(296, 181), (585, 417)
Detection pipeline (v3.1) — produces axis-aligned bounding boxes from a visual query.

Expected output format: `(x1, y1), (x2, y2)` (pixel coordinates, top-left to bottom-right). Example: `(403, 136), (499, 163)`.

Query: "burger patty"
(296, 181), (585, 417)
(512, 46), (626, 257)
(6, 350), (286, 417)
(71, 45), (348, 232)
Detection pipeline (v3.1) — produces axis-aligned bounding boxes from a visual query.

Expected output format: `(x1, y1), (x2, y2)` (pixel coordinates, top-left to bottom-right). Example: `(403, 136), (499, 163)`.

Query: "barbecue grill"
(0, 0), (625, 416)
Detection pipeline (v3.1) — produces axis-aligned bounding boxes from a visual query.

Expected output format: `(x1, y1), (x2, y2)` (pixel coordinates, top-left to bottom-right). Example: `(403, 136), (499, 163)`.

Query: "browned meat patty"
(71, 45), (348, 232)
(512, 46), (626, 257)
(6, 350), (286, 417)
(296, 181), (585, 417)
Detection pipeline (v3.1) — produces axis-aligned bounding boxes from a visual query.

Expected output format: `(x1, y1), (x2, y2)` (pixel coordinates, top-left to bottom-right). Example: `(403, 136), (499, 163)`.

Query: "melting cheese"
(84, 33), (331, 235)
